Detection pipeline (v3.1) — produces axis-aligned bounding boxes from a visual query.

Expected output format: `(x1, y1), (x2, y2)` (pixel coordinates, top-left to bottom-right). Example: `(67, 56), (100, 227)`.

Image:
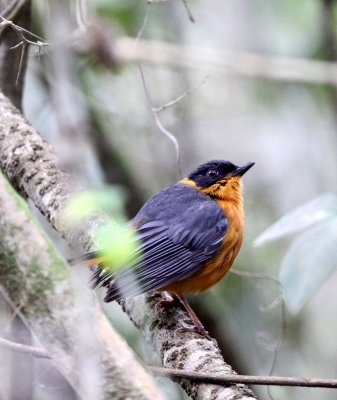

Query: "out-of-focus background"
(2, 0), (337, 399)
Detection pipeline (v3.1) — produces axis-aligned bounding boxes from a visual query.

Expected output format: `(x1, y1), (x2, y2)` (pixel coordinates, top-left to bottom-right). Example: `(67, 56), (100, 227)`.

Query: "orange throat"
(162, 178), (245, 293)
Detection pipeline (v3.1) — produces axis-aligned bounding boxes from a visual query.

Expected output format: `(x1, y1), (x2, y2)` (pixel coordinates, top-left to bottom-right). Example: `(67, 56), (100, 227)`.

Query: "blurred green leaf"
(95, 222), (139, 271)
(64, 187), (127, 223)
(254, 193), (337, 246)
(280, 217), (337, 313)
(64, 187), (138, 271)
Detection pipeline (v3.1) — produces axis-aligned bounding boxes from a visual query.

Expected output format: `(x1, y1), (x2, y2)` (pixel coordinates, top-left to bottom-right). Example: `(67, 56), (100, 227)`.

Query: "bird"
(70, 159), (254, 337)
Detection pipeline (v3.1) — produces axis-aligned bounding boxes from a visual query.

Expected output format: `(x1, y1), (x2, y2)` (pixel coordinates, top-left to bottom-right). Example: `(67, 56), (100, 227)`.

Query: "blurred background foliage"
(7, 0), (337, 398)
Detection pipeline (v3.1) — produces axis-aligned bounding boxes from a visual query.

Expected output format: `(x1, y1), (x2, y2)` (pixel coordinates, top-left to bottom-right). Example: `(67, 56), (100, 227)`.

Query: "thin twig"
(152, 75), (208, 112)
(0, 337), (50, 359)
(2, 335), (337, 390)
(0, 0), (26, 24)
(0, 16), (45, 42)
(15, 40), (26, 84)
(136, 2), (184, 179)
(0, 15), (48, 56)
(181, 0), (195, 23)
(149, 366), (337, 389)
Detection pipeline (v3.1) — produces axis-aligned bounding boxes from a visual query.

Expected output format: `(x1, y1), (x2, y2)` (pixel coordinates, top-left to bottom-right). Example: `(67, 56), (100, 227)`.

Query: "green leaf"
(63, 188), (138, 271)
(95, 221), (139, 272)
(64, 187), (127, 223)
(254, 193), (337, 246)
(280, 217), (337, 313)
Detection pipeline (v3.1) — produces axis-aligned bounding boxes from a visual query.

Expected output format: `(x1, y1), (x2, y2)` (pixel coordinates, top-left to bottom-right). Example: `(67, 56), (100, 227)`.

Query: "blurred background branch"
(113, 36), (337, 86)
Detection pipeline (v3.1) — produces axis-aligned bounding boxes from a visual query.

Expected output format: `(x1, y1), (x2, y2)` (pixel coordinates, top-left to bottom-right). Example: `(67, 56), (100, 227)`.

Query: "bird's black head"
(187, 160), (254, 188)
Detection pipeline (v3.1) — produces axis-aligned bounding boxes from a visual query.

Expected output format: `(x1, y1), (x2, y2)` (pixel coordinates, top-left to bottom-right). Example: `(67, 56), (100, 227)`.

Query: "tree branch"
(0, 336), (50, 358)
(114, 36), (337, 86)
(120, 294), (256, 400)
(0, 169), (163, 399)
(0, 90), (257, 400)
(0, 4), (38, 399)
(150, 366), (337, 389)
(2, 336), (337, 391)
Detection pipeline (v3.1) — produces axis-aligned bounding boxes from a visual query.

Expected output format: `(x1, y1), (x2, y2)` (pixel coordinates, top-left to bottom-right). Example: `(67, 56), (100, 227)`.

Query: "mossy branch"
(0, 170), (163, 400)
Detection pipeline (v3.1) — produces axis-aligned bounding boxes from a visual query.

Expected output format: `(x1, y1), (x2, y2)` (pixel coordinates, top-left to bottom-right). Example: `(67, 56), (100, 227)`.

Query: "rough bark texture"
(121, 294), (256, 400)
(0, 171), (163, 400)
(0, 3), (35, 398)
(0, 90), (257, 400)
(0, 91), (95, 251)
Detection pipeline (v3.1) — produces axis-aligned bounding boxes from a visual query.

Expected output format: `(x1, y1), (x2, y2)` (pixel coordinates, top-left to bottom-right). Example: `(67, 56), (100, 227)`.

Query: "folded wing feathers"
(93, 192), (228, 302)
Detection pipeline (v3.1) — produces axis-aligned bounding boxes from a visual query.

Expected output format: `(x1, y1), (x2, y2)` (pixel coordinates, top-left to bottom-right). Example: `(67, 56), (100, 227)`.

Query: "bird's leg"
(156, 292), (211, 340)
(174, 293), (211, 340)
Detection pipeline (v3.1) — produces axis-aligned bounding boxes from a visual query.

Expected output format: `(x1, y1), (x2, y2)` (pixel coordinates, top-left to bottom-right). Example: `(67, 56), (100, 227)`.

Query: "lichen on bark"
(0, 170), (163, 400)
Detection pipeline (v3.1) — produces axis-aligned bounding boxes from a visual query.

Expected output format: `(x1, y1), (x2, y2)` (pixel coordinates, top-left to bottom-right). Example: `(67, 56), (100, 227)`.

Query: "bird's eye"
(207, 169), (219, 178)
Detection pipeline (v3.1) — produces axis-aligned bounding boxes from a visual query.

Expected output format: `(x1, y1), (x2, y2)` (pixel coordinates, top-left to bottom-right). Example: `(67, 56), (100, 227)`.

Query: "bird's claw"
(155, 292), (176, 313)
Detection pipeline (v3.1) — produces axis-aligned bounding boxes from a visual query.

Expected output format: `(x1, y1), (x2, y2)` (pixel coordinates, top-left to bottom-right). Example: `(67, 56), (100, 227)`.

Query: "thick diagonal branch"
(0, 90), (257, 400)
(0, 170), (163, 400)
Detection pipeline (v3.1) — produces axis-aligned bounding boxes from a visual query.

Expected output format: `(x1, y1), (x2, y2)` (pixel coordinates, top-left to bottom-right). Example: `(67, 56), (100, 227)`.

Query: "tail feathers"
(90, 267), (124, 302)
(68, 251), (106, 267)
(68, 251), (133, 303)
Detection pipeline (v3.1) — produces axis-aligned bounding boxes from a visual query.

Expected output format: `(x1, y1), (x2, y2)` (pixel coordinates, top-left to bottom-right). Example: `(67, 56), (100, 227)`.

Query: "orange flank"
(162, 177), (244, 293)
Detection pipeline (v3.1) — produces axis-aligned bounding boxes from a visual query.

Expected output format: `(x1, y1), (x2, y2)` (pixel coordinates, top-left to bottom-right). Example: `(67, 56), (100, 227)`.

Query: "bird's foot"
(156, 292), (212, 341)
(155, 291), (177, 312)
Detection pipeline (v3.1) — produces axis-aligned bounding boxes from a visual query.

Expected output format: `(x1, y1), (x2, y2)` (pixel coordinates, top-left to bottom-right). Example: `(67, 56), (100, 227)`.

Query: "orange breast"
(161, 200), (244, 294)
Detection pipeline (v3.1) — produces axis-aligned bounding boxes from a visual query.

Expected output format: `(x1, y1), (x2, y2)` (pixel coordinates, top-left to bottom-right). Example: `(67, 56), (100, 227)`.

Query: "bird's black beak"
(231, 162), (255, 177)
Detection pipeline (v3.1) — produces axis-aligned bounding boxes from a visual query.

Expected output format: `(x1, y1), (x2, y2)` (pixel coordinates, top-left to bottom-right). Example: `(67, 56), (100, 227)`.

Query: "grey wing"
(95, 201), (228, 302)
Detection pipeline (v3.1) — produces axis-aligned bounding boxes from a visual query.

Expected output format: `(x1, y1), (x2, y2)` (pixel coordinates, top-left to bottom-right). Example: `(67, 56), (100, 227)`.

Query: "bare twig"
(2, 336), (337, 391)
(0, 15), (45, 42)
(0, 8), (48, 110)
(0, 16), (48, 51)
(150, 366), (337, 389)
(0, 336), (50, 359)
(0, 0), (26, 22)
(136, 3), (183, 178)
(14, 40), (26, 84)
(152, 75), (208, 112)
(181, 0), (195, 23)
(0, 2), (32, 109)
